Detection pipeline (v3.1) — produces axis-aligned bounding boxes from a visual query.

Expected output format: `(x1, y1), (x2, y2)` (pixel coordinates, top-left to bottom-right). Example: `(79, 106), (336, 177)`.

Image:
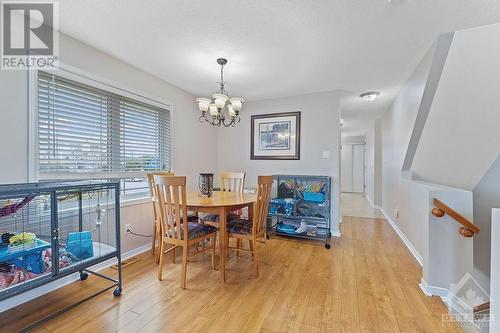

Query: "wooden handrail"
(474, 301), (490, 313)
(431, 198), (480, 238)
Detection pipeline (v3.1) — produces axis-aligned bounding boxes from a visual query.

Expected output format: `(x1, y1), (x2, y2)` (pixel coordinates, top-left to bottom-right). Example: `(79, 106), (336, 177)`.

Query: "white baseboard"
(331, 229), (341, 238)
(420, 279), (479, 331)
(419, 278), (449, 297)
(0, 243), (151, 313)
(366, 195), (374, 208)
(366, 195), (382, 210)
(380, 208), (423, 267)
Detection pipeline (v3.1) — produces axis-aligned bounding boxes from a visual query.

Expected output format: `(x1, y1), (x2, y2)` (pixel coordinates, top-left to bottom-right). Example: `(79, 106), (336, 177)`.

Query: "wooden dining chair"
(226, 175), (273, 277)
(201, 171), (247, 254)
(154, 175), (217, 288)
(221, 171), (247, 253)
(202, 171), (246, 225)
(147, 171), (173, 262)
(220, 171), (246, 193)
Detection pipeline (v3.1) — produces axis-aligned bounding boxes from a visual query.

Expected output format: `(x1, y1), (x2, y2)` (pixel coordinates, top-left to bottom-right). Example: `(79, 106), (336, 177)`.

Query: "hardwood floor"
(0, 216), (462, 332)
(341, 193), (385, 219)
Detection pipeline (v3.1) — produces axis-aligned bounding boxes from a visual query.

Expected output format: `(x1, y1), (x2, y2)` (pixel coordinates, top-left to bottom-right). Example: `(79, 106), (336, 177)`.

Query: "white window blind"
(37, 71), (171, 197)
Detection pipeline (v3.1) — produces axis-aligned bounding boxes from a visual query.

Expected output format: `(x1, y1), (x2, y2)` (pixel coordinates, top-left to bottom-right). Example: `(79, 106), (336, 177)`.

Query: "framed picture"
(251, 111), (301, 160)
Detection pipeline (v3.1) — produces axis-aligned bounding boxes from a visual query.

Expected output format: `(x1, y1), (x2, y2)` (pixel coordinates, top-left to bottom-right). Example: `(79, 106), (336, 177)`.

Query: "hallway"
(341, 192), (385, 219)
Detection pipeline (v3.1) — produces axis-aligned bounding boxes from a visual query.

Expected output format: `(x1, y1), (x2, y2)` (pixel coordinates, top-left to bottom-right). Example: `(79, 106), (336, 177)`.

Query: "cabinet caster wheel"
(113, 287), (122, 297)
(79, 272), (88, 281)
(266, 234), (270, 239)
(325, 243), (331, 249)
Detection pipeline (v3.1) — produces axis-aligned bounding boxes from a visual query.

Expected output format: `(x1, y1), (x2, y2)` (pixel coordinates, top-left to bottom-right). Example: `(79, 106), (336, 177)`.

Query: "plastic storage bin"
(66, 231), (94, 260)
(303, 192), (325, 203)
(270, 198), (298, 215)
(0, 239), (51, 274)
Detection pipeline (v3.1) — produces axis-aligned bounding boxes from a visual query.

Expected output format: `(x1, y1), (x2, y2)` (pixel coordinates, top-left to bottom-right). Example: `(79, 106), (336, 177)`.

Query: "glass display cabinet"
(267, 175), (332, 249)
(0, 180), (122, 329)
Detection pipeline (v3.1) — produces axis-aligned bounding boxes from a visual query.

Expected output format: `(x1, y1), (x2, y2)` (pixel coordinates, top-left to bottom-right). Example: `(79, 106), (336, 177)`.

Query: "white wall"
(373, 119), (382, 206)
(472, 155), (500, 294)
(216, 91), (342, 235)
(490, 209), (500, 332)
(0, 32), (218, 253)
(342, 135), (365, 144)
(399, 23), (500, 297)
(380, 31), (477, 311)
(0, 70), (30, 183)
(412, 23), (500, 190)
(365, 123), (376, 205)
(380, 42), (435, 256)
(426, 188), (473, 291)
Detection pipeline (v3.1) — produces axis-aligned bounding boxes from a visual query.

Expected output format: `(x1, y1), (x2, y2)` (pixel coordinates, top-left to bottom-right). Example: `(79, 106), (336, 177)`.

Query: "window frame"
(29, 63), (175, 203)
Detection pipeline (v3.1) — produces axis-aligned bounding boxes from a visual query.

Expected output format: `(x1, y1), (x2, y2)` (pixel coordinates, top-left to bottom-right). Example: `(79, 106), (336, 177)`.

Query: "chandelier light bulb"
(209, 103), (218, 117)
(229, 97), (244, 112)
(228, 105), (236, 118)
(212, 93), (228, 109)
(196, 98), (211, 112)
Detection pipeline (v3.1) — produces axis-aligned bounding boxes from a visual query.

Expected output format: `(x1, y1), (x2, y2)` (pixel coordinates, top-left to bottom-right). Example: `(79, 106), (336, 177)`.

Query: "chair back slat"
(147, 172), (174, 198)
(154, 175), (188, 242)
(220, 171), (245, 193)
(253, 176), (273, 235)
(147, 171), (174, 215)
(147, 172), (173, 238)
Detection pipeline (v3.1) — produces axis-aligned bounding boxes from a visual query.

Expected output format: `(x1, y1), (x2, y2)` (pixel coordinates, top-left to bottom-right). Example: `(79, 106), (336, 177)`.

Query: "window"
(36, 71), (171, 199)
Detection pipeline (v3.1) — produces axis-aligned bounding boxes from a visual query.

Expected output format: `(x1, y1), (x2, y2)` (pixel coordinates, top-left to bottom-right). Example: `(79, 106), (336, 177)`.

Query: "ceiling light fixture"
(196, 58), (244, 127)
(360, 91), (380, 102)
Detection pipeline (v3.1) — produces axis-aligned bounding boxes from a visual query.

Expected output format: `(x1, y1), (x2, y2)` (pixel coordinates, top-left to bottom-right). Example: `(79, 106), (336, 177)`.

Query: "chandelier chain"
(217, 63), (227, 95)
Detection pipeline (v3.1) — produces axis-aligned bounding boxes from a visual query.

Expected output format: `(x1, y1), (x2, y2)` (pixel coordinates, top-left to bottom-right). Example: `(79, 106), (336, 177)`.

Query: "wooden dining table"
(185, 191), (256, 282)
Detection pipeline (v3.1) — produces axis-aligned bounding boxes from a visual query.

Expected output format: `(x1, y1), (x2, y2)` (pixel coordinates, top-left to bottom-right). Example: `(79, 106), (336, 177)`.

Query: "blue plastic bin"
(303, 192), (325, 203)
(0, 239), (50, 274)
(270, 198), (298, 215)
(66, 231), (93, 260)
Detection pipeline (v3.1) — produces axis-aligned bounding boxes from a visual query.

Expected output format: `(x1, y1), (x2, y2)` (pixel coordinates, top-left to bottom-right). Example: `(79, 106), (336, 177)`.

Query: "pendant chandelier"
(196, 58), (244, 127)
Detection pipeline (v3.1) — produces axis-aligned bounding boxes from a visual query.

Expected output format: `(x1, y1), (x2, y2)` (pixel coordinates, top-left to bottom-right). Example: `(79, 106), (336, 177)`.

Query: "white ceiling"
(55, 0), (500, 121)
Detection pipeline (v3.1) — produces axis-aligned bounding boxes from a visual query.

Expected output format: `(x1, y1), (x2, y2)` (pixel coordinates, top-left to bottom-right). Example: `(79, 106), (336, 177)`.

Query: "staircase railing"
(474, 301), (490, 314)
(431, 198), (480, 237)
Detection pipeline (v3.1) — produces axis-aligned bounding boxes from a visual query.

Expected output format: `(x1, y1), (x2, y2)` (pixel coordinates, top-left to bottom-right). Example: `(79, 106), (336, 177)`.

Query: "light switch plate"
(322, 150), (331, 159)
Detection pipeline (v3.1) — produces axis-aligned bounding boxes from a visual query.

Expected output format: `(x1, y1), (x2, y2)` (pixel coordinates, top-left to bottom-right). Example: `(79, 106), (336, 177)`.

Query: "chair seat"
(167, 222), (217, 240)
(186, 214), (199, 222)
(201, 213), (240, 223)
(227, 218), (253, 235)
(160, 215), (197, 227)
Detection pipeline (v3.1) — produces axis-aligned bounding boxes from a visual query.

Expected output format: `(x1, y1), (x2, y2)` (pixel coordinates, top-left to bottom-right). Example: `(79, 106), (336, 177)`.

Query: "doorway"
(341, 143), (365, 193)
(340, 141), (384, 219)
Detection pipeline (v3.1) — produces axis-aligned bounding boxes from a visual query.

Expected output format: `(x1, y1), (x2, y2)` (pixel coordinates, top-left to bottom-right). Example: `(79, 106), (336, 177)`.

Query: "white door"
(352, 144), (365, 193)
(341, 143), (365, 193)
(341, 144), (353, 192)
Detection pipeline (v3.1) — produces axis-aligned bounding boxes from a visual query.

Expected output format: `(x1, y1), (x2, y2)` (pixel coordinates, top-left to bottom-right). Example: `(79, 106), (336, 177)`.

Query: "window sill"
(120, 196), (151, 208)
